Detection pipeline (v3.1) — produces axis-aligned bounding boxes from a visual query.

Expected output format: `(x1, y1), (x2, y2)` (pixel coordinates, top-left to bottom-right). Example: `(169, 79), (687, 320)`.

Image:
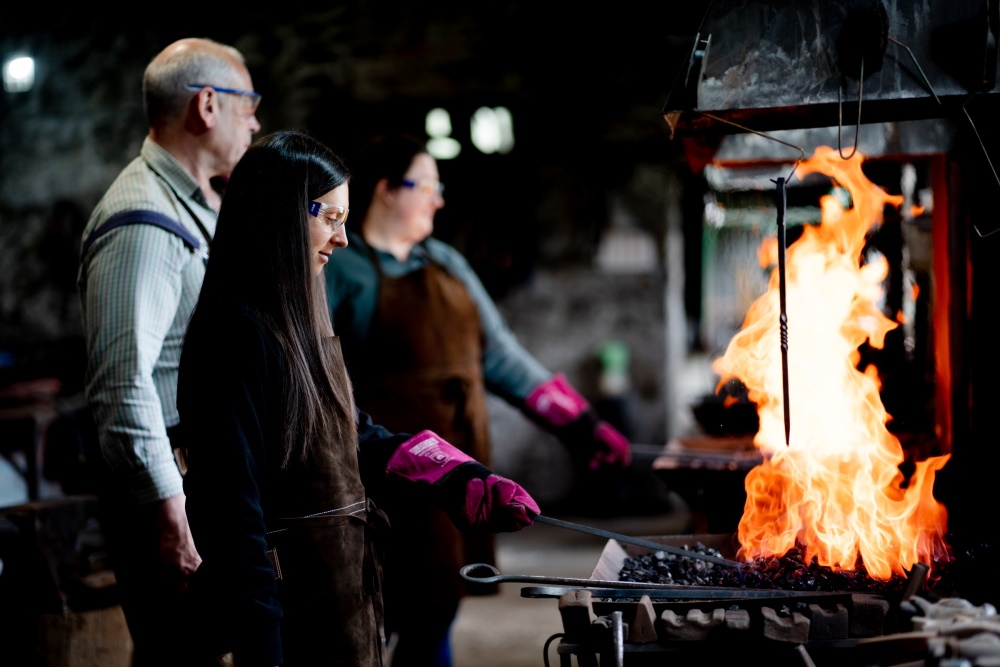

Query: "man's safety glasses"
(187, 84), (262, 113)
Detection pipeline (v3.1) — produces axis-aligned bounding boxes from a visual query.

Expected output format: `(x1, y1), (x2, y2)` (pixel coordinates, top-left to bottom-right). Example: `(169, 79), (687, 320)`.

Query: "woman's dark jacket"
(177, 300), (406, 665)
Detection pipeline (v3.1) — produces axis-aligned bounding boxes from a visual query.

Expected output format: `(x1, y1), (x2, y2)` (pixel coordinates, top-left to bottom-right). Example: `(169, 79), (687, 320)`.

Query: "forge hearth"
(618, 541), (918, 594)
(534, 534), (997, 667)
(657, 4), (1000, 613)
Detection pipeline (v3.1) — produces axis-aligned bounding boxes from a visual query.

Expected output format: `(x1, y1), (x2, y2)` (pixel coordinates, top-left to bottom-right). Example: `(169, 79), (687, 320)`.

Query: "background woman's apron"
(351, 253), (495, 632)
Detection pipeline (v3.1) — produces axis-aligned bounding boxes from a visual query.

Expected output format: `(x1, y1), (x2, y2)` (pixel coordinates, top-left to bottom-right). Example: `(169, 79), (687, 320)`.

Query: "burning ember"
(620, 541), (909, 593)
(711, 146), (952, 580)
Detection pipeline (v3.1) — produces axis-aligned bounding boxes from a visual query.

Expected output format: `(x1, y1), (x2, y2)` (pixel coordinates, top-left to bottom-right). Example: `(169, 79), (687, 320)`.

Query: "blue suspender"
(80, 209), (208, 263)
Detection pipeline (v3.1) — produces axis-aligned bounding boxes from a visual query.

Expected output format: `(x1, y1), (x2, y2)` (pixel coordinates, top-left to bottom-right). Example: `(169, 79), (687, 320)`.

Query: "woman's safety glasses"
(308, 201), (350, 231)
(401, 179), (445, 197)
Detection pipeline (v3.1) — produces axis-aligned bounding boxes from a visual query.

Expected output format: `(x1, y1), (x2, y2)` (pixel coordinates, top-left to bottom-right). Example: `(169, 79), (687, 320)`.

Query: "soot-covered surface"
(617, 540), (960, 597)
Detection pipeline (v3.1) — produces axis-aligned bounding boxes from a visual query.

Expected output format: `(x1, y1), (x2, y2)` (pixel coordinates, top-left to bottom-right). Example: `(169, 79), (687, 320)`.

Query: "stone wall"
(487, 267), (670, 505)
(1, 5), (692, 333)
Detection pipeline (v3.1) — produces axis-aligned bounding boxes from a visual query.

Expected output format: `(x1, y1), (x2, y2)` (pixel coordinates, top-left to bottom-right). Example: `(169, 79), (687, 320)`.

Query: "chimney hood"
(664, 0), (1000, 139)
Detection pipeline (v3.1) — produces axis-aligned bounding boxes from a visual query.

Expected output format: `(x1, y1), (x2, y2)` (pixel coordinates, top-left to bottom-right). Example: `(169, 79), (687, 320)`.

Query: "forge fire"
(710, 146), (952, 580)
(619, 541), (917, 593)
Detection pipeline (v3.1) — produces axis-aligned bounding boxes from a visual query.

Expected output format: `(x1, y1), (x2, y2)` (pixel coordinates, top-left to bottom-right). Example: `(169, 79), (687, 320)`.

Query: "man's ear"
(189, 87), (218, 131)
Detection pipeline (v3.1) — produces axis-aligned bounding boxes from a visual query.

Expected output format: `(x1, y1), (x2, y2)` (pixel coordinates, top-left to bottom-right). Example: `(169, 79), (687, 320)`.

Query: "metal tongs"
(529, 513), (741, 569)
(465, 514), (867, 601)
(459, 563), (852, 601)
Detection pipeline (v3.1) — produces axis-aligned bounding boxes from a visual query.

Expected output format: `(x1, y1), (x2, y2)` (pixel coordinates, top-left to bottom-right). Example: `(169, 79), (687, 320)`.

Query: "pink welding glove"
(524, 373), (632, 470)
(386, 430), (540, 532)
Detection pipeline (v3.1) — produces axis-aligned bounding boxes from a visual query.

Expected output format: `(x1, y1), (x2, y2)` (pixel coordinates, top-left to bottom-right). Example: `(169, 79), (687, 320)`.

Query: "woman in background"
(325, 133), (632, 667)
(177, 129), (539, 666)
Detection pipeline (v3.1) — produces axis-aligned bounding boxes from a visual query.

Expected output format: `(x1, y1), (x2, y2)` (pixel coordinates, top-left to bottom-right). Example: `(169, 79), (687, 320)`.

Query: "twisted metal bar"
(774, 177), (791, 446)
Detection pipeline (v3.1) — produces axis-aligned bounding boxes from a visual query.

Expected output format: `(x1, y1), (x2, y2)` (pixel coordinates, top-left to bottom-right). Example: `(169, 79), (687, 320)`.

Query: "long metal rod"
(531, 514), (742, 568)
(775, 177), (791, 447)
(461, 563), (712, 592)
(463, 565), (852, 600)
(517, 583), (852, 601)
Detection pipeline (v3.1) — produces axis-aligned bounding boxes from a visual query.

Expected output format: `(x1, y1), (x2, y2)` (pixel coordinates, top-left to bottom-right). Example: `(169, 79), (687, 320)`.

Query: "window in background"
(3, 55), (35, 93)
(425, 108), (461, 160)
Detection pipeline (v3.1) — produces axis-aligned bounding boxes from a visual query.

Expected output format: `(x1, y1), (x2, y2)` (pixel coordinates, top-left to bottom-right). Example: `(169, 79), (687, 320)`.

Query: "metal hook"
(961, 95), (1000, 238)
(838, 58), (864, 160)
(887, 36), (941, 105)
(695, 111), (806, 182)
(885, 37), (1000, 237)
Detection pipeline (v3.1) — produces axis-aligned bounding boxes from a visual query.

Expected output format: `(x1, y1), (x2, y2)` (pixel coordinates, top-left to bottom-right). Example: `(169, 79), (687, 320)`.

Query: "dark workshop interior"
(3, 1), (1000, 665)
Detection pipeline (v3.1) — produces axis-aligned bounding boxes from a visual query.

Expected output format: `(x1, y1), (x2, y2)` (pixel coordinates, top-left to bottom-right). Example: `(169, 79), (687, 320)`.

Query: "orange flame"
(712, 146), (951, 579)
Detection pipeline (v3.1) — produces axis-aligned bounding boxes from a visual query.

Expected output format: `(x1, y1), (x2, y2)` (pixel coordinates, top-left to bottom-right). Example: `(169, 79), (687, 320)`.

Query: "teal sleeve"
(324, 237), (381, 374)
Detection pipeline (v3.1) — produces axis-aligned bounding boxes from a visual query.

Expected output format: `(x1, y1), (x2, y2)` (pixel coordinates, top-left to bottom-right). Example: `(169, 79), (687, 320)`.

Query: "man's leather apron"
(351, 250), (496, 626)
(264, 336), (389, 666)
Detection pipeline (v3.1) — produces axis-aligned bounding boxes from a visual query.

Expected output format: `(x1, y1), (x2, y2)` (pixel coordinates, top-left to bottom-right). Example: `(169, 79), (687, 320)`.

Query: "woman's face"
(391, 152), (444, 243)
(309, 182), (350, 276)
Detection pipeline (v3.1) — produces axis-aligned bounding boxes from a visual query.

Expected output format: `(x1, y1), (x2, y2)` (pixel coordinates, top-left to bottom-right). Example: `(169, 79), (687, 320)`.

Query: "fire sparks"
(711, 146), (951, 580)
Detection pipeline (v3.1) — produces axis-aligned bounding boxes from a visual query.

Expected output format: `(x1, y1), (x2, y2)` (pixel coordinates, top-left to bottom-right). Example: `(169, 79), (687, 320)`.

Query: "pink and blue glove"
(525, 373), (632, 470)
(386, 430), (540, 532)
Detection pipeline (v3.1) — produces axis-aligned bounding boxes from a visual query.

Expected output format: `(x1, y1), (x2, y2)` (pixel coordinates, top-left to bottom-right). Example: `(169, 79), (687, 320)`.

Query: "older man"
(77, 37), (261, 665)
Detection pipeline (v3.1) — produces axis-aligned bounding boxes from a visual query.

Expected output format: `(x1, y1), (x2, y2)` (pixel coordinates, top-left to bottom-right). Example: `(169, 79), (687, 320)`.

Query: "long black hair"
(196, 129), (356, 467)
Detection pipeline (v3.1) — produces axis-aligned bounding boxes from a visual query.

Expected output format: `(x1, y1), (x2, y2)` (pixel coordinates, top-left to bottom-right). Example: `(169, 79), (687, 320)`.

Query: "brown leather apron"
(351, 247), (495, 622)
(265, 336), (389, 666)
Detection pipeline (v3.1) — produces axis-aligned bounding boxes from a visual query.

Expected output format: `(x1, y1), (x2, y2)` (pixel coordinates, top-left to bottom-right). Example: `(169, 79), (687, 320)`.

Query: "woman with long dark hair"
(324, 133), (633, 667)
(177, 129), (539, 666)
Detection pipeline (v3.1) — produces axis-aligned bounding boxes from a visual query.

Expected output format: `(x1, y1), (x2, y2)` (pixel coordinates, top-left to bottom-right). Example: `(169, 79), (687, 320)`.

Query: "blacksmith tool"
(459, 563), (851, 601)
(529, 513), (741, 569)
(774, 175), (791, 447)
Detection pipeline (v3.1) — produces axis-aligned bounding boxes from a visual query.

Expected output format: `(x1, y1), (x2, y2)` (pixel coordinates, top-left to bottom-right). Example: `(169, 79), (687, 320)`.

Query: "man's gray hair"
(142, 38), (247, 126)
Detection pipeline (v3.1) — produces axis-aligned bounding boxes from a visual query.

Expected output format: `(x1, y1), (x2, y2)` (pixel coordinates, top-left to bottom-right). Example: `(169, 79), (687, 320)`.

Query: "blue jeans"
(388, 600), (457, 667)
